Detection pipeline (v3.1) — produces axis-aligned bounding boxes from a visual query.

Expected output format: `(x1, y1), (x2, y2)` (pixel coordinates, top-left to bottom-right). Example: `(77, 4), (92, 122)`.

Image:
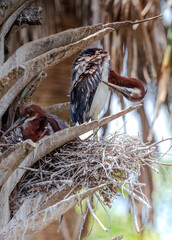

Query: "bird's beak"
(1, 114), (29, 138)
(102, 81), (131, 96)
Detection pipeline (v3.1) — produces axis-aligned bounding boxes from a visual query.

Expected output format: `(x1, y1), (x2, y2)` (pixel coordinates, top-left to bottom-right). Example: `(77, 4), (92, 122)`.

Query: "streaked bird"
(1, 104), (68, 142)
(70, 48), (146, 124)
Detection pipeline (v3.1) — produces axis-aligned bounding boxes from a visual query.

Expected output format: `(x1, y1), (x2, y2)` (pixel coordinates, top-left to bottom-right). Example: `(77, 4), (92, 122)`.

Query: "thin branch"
(122, 186), (151, 209)
(129, 182), (140, 232)
(97, 104), (142, 127)
(151, 160), (172, 166)
(87, 197), (108, 232)
(104, 14), (162, 29)
(78, 206), (89, 240)
(95, 193), (112, 239)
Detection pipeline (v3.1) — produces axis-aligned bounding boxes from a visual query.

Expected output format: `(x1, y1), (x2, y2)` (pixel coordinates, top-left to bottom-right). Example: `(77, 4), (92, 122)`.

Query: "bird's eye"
(25, 113), (30, 118)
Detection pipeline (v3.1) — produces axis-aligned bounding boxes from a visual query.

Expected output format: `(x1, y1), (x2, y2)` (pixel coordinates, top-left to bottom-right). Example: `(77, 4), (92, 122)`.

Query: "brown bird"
(70, 48), (146, 124)
(2, 104), (68, 142)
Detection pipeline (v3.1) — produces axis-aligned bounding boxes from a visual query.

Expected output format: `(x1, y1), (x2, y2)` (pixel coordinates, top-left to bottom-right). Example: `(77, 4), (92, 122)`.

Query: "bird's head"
(104, 79), (146, 102)
(14, 104), (47, 129)
(21, 104), (47, 123)
(103, 70), (146, 102)
(1, 104), (47, 139)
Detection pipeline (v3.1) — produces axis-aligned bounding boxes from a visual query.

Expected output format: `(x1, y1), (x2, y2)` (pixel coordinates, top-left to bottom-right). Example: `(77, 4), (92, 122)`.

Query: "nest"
(8, 131), (157, 218)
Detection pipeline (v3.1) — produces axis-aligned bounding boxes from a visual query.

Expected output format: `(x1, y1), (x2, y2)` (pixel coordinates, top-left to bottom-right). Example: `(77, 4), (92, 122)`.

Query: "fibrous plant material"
(12, 132), (157, 207)
(1, 130), (166, 239)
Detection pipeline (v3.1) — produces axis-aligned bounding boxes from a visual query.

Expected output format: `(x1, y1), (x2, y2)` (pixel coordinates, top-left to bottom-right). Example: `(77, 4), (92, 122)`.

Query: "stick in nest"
(8, 133), (170, 225)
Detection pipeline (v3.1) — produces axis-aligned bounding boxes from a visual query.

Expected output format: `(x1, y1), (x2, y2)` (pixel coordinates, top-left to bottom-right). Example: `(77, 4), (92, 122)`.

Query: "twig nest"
(8, 131), (157, 215)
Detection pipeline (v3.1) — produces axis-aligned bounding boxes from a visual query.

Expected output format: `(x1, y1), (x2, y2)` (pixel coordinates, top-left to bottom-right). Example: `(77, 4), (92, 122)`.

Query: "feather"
(70, 48), (110, 123)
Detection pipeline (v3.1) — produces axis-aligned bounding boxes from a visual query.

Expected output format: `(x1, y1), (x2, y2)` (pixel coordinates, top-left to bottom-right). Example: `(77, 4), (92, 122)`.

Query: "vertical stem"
(94, 107), (98, 141)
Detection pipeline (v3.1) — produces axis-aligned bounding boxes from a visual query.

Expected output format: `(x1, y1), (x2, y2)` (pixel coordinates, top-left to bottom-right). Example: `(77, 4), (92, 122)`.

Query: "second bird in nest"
(70, 48), (146, 124)
(2, 104), (68, 142)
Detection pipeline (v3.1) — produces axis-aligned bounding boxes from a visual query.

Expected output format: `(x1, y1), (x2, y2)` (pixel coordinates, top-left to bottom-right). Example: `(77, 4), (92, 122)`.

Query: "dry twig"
(0, 131), (169, 239)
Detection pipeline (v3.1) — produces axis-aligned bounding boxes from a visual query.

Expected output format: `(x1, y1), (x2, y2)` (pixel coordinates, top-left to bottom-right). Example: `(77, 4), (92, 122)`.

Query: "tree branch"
(0, 14), (162, 77)
(44, 102), (70, 114)
(14, 6), (42, 26)
(0, 185), (105, 240)
(0, 139), (36, 187)
(5, 6), (43, 41)
(0, 66), (25, 99)
(0, 0), (31, 25)
(0, 0), (35, 65)
(87, 197), (108, 232)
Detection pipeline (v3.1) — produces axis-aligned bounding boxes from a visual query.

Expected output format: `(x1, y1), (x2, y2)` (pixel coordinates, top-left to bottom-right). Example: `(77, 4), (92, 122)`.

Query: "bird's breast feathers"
(89, 56), (110, 119)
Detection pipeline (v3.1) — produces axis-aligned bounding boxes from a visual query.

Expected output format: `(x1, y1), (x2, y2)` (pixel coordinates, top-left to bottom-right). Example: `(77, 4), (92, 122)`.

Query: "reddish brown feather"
(21, 104), (67, 142)
(108, 70), (146, 101)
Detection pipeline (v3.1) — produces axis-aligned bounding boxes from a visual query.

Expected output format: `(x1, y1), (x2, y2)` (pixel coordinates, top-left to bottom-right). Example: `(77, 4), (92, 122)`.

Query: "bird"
(1, 104), (68, 142)
(70, 48), (146, 124)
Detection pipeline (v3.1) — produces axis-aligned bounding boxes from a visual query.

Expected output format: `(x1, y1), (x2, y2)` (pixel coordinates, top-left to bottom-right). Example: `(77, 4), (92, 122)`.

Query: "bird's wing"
(71, 55), (91, 88)
(70, 49), (109, 123)
(47, 114), (68, 133)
